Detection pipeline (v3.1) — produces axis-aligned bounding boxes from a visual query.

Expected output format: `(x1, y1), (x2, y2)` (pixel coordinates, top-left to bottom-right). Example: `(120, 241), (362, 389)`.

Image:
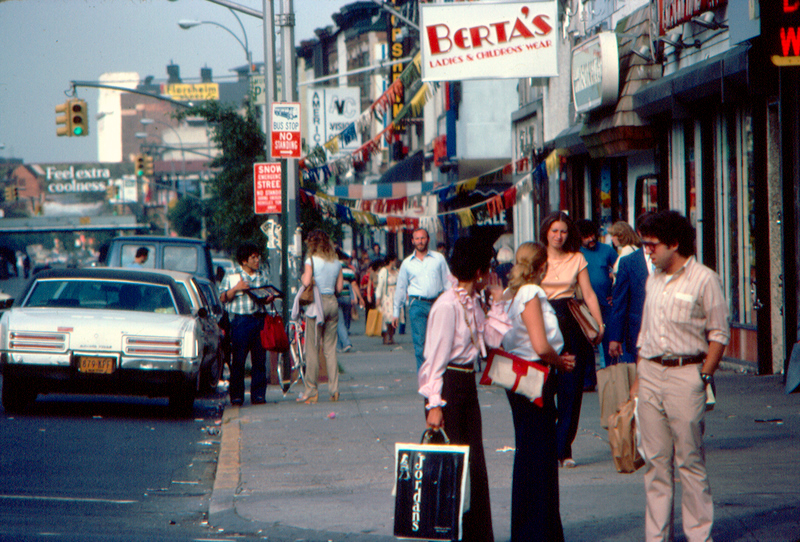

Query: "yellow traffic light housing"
(70, 99), (89, 136)
(143, 155), (154, 176)
(106, 184), (118, 199)
(134, 154), (145, 177)
(4, 186), (18, 202)
(56, 100), (73, 137)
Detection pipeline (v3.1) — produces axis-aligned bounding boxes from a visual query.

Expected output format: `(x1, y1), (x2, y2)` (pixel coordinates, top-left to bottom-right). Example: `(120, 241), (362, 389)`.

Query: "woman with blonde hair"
(299, 229), (343, 403)
(502, 242), (575, 541)
(539, 211), (604, 468)
(607, 220), (640, 275)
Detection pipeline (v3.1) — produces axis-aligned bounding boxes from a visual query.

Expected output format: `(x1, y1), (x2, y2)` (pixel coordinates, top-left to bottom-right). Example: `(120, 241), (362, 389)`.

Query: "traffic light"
(70, 99), (88, 136)
(56, 100), (73, 137)
(4, 186), (18, 202)
(106, 184), (118, 199)
(143, 155), (154, 176)
(134, 154), (145, 177)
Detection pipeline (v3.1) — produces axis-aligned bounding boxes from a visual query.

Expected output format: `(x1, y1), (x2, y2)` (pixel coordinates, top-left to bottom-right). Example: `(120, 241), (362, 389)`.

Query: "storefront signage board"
(420, 1), (558, 81)
(571, 32), (619, 115)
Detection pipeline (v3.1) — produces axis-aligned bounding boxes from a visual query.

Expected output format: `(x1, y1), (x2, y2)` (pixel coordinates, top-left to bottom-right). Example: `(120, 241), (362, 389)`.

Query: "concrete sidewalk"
(209, 321), (800, 541)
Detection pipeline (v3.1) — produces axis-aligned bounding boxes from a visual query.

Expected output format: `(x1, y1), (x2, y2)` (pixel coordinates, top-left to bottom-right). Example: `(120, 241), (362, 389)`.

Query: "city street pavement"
(209, 318), (800, 542)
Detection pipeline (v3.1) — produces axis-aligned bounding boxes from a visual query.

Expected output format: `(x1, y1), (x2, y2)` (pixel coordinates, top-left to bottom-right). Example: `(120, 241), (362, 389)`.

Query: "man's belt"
(446, 362), (475, 373)
(409, 295), (438, 303)
(648, 354), (705, 367)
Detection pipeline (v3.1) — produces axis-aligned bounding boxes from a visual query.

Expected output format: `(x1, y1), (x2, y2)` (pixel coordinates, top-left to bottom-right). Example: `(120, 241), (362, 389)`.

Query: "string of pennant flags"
(300, 52), (434, 184)
(299, 152), (563, 232)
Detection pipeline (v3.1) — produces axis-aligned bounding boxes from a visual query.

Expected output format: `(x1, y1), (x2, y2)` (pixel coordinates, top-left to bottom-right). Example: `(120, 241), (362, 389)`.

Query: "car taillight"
(9, 331), (68, 352)
(124, 337), (182, 356)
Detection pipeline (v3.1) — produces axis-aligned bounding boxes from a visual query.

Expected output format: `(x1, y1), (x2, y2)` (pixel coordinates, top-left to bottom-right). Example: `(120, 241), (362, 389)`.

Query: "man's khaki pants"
(637, 359), (713, 542)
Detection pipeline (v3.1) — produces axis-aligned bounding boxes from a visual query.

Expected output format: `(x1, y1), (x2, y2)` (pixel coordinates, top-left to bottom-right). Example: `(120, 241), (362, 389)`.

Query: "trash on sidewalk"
(328, 412), (336, 419)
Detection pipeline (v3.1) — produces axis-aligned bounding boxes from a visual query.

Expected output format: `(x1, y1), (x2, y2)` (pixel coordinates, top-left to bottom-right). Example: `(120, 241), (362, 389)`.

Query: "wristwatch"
(701, 373), (714, 386)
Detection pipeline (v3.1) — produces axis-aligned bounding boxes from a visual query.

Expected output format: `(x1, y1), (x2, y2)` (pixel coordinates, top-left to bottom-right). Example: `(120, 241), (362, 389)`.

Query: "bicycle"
(277, 317), (306, 394)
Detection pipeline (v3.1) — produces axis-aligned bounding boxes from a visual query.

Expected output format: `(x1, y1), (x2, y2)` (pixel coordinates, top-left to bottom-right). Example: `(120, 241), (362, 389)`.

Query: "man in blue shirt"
(392, 228), (451, 371)
(577, 220), (617, 390)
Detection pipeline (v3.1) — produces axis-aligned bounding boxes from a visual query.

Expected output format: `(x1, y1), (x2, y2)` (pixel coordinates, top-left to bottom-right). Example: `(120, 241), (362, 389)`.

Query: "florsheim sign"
(420, 1), (558, 81)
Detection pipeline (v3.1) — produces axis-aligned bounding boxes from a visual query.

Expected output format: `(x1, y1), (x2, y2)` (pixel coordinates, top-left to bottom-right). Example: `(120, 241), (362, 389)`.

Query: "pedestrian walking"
(336, 251), (363, 353)
(299, 230), (343, 404)
(577, 219), (617, 382)
(608, 213), (653, 364)
(501, 242), (576, 542)
(634, 210), (730, 542)
(374, 253), (401, 345)
(539, 212), (604, 468)
(218, 242), (273, 406)
(392, 228), (451, 371)
(418, 237), (504, 542)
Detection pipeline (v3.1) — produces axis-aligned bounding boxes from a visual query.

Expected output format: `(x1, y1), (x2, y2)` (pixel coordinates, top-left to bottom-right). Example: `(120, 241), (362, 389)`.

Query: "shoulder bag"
(567, 286), (601, 345)
(298, 257), (315, 306)
(479, 348), (550, 406)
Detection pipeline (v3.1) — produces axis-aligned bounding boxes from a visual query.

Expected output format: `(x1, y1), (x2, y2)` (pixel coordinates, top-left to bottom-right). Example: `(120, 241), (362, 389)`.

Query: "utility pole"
(277, 0), (297, 322)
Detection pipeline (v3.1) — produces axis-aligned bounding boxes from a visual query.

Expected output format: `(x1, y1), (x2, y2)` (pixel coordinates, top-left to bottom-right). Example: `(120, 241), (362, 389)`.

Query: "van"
(100, 236), (218, 284)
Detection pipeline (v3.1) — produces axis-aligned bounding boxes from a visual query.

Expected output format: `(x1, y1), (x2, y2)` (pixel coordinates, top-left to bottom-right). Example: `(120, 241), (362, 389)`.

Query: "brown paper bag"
(365, 308), (383, 337)
(608, 398), (644, 473)
(597, 362), (637, 429)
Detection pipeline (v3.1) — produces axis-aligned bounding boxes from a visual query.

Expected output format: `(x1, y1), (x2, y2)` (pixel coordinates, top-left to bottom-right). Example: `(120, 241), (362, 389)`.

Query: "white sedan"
(0, 267), (218, 415)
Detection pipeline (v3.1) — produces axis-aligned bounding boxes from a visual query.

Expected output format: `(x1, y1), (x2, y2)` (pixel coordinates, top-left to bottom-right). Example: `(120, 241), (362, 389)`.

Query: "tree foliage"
(168, 196), (204, 238)
(174, 101), (265, 253)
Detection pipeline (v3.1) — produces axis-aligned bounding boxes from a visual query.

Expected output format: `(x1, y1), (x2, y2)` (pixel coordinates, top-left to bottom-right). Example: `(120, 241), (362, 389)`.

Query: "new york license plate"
(77, 356), (115, 374)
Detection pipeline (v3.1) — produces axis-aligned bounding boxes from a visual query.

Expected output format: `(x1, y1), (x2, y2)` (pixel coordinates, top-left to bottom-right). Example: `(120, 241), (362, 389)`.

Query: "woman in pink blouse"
(539, 212), (604, 468)
(418, 237), (505, 542)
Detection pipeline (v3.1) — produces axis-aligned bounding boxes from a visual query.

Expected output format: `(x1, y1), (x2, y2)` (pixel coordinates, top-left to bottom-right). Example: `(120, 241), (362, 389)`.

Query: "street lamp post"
(178, 9), (252, 72)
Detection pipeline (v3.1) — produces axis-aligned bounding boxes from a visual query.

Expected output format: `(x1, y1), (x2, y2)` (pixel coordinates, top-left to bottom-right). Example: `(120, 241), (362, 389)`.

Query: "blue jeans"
(230, 314), (268, 403)
(408, 298), (433, 371)
(337, 299), (352, 350)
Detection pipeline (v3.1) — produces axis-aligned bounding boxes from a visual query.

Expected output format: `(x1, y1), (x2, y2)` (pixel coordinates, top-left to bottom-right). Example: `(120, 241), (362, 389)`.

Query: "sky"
(0, 0), (353, 164)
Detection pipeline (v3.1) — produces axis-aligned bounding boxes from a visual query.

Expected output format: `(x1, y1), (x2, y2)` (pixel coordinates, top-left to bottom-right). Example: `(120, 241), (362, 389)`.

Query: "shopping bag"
(607, 398), (644, 473)
(260, 313), (290, 352)
(365, 308), (383, 337)
(567, 297), (601, 345)
(394, 429), (470, 541)
(596, 361), (637, 429)
(479, 349), (550, 407)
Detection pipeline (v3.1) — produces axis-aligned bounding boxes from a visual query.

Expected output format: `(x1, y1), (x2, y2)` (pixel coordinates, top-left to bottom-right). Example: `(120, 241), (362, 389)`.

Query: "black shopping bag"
(393, 429), (470, 541)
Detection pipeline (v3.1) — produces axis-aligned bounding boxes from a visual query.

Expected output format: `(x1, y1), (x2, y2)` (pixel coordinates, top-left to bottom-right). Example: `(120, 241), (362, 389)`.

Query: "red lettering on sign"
(781, 27), (800, 55)
(786, 0), (799, 13)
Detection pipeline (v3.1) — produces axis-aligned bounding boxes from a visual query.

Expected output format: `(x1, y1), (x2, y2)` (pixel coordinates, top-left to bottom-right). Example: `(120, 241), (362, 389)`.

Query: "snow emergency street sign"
(254, 162), (282, 214)
(270, 102), (301, 159)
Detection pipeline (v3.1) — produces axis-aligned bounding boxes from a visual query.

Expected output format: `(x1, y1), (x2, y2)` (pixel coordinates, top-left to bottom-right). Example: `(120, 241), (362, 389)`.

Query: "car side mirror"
(215, 266), (225, 283)
(196, 307), (209, 319)
(0, 298), (14, 310)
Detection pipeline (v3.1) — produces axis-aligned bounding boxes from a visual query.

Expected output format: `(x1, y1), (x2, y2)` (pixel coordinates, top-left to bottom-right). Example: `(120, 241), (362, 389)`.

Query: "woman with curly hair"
(299, 230), (343, 403)
(502, 242), (575, 542)
(539, 212), (604, 468)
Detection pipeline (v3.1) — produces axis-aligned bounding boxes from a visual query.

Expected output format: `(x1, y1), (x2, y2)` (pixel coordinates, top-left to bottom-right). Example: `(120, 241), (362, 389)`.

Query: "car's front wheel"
(200, 350), (223, 396)
(1, 373), (37, 413)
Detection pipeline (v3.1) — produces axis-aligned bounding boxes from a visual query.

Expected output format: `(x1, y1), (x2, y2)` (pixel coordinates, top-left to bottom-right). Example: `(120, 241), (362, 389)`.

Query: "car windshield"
(24, 279), (178, 314)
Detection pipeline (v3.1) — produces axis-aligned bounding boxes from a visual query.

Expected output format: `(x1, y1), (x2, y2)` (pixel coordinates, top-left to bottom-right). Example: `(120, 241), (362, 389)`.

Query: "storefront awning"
(378, 149), (424, 184)
(550, 123), (586, 154)
(633, 45), (750, 118)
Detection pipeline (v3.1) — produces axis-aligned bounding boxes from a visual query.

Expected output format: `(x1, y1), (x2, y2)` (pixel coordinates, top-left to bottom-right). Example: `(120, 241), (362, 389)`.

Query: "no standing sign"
(270, 102), (301, 159)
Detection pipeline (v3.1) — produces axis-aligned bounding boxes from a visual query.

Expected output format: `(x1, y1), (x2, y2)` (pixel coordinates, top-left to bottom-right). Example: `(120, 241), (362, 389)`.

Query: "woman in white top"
(300, 230), (343, 403)
(502, 242), (575, 542)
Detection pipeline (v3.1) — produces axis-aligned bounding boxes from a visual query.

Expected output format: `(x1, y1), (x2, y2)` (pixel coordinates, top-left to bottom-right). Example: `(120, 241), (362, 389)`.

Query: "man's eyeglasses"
(641, 241), (662, 251)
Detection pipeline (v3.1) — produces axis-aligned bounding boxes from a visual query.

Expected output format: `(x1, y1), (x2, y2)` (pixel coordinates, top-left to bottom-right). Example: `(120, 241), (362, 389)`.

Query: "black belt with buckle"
(649, 354), (705, 367)
(409, 295), (438, 303)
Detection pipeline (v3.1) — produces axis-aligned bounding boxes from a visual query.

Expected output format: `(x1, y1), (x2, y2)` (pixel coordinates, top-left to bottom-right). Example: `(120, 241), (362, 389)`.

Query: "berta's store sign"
(420, 1), (558, 81)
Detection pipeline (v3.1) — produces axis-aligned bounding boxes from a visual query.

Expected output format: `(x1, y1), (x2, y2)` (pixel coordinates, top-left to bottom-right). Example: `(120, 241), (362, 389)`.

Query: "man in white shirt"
(634, 211), (729, 542)
(392, 228), (451, 371)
